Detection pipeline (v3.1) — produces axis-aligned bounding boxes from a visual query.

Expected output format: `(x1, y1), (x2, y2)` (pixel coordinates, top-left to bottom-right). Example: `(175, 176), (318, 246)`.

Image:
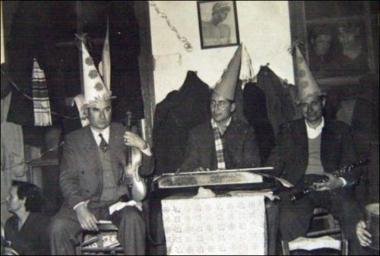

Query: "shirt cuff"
(141, 143), (152, 156)
(339, 177), (347, 187)
(73, 201), (88, 211)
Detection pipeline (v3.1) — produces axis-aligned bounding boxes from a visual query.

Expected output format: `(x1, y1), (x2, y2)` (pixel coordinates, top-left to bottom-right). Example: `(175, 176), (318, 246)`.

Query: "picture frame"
(306, 20), (369, 80)
(197, 1), (240, 49)
(288, 1), (376, 87)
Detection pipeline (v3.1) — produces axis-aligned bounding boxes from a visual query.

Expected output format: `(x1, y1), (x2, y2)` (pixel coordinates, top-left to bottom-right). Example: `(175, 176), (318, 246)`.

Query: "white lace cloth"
(162, 194), (267, 255)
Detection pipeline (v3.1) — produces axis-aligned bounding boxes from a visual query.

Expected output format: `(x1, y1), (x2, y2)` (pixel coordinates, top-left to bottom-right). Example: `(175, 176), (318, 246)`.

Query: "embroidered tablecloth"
(162, 194), (267, 255)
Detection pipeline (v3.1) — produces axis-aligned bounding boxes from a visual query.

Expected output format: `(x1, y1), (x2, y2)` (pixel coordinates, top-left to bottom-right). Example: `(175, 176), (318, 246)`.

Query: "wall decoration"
(197, 1), (240, 49)
(289, 2), (377, 87)
(307, 21), (369, 79)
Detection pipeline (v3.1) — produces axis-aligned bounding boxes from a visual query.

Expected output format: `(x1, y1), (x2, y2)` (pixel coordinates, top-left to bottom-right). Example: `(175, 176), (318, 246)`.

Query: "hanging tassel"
(32, 58), (52, 126)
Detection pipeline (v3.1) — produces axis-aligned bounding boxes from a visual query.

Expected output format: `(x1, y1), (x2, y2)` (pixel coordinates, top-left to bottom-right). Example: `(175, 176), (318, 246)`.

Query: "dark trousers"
(49, 206), (146, 255)
(279, 189), (363, 254)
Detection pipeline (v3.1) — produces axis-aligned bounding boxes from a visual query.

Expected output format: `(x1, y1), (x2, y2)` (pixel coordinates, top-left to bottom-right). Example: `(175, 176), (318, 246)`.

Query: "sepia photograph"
(1, 1), (379, 255)
(307, 21), (369, 79)
(197, 1), (240, 49)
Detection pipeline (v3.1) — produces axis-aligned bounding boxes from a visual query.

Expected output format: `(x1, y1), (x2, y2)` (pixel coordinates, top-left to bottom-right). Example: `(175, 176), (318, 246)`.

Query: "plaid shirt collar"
(211, 117), (232, 135)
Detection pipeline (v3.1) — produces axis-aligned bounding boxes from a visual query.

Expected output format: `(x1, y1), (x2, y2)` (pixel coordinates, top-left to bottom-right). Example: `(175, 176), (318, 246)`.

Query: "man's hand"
(313, 173), (344, 191)
(356, 220), (372, 247)
(75, 203), (98, 231)
(123, 131), (147, 151)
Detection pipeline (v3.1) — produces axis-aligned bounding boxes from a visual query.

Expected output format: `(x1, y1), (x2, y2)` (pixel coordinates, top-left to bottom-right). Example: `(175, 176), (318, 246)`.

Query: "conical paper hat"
(81, 39), (112, 105)
(73, 94), (90, 127)
(239, 44), (256, 87)
(213, 45), (242, 101)
(295, 46), (325, 102)
(98, 18), (111, 90)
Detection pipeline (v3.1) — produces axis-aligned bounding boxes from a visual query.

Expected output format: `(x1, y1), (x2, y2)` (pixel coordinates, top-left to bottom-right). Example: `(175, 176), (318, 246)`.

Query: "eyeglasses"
(299, 100), (321, 109)
(210, 100), (231, 108)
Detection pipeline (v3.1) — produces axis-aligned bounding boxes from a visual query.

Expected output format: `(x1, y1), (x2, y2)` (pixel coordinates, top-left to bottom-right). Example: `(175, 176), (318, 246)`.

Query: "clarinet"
(290, 159), (369, 202)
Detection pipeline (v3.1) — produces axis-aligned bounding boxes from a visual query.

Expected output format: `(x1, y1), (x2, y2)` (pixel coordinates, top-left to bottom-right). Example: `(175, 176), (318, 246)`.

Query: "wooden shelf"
(29, 158), (59, 168)
(317, 76), (361, 87)
(305, 15), (364, 25)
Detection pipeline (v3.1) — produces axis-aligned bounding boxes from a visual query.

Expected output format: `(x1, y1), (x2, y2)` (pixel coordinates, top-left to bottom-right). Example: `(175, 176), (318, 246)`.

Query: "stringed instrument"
(124, 111), (147, 202)
(289, 159), (369, 202)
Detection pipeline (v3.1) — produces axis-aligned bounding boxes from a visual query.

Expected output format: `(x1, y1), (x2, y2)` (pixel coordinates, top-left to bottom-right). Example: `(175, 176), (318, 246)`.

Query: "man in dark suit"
(49, 40), (152, 255)
(4, 181), (50, 255)
(269, 47), (362, 253)
(180, 45), (260, 173)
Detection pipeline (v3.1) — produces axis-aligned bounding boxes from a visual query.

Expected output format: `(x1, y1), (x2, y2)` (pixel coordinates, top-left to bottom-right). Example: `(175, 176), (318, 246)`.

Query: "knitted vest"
(305, 134), (325, 176)
(98, 148), (118, 203)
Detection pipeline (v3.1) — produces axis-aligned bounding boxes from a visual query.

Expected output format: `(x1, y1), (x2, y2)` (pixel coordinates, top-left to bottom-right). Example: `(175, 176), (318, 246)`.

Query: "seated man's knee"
(49, 217), (72, 238)
(120, 206), (144, 222)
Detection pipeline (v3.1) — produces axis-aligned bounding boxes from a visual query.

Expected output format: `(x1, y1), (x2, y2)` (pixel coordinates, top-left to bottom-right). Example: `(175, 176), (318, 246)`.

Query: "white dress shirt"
(91, 126), (110, 145)
(305, 117), (324, 139)
(74, 126), (151, 210)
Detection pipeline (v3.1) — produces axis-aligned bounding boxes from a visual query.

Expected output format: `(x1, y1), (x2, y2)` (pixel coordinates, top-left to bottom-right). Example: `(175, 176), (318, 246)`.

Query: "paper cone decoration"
(73, 94), (89, 127)
(81, 39), (112, 105)
(295, 46), (325, 101)
(98, 18), (111, 90)
(233, 81), (248, 124)
(32, 58), (52, 126)
(239, 44), (256, 88)
(214, 45), (242, 100)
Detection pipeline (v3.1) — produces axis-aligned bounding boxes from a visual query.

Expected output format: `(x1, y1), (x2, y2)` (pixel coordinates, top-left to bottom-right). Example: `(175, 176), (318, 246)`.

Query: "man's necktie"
(99, 133), (108, 152)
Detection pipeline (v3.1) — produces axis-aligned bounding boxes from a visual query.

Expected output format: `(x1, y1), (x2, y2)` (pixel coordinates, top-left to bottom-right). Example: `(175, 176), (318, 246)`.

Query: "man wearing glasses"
(180, 45), (260, 173)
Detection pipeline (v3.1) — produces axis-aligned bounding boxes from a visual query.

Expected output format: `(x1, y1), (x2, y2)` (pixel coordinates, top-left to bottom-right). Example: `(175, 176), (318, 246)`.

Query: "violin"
(124, 111), (147, 202)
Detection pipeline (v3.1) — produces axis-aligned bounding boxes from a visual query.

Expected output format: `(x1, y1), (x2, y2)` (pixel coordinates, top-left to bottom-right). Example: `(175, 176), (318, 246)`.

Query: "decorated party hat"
(80, 37), (113, 105)
(73, 94), (89, 127)
(213, 44), (242, 100)
(294, 46), (325, 102)
(98, 17), (111, 90)
(239, 44), (256, 88)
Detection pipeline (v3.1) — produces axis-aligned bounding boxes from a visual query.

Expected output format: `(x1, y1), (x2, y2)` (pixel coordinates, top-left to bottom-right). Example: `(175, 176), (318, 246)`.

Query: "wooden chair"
(77, 221), (124, 255)
(281, 208), (349, 255)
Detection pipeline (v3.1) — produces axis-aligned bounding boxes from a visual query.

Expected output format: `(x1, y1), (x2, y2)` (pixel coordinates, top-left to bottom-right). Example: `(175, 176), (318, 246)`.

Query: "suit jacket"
(267, 118), (358, 188)
(153, 71), (211, 174)
(4, 213), (50, 255)
(180, 118), (261, 172)
(59, 123), (152, 212)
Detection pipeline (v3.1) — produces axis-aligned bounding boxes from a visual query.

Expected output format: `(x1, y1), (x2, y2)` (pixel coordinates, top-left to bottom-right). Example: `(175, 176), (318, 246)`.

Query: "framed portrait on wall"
(289, 1), (377, 87)
(197, 1), (240, 49)
(307, 21), (369, 79)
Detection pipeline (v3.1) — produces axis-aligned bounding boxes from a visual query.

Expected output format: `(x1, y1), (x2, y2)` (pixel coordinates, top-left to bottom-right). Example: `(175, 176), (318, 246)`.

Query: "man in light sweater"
(267, 47), (362, 253)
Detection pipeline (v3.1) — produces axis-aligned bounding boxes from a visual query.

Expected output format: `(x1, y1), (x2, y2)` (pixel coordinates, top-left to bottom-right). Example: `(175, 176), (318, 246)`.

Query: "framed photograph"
(289, 1), (377, 87)
(306, 21), (369, 79)
(197, 1), (240, 49)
